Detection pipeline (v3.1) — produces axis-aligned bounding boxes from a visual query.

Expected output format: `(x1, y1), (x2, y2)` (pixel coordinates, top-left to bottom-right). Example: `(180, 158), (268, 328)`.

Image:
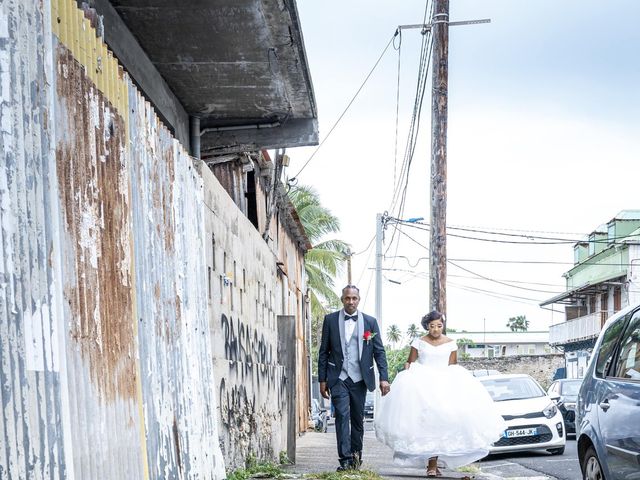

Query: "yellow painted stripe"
(58, 0), (67, 46)
(50, 0), (129, 127)
(51, 0), (60, 37)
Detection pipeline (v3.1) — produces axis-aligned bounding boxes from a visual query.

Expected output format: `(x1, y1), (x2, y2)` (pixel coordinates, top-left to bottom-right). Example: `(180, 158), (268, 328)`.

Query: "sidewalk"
(286, 427), (502, 480)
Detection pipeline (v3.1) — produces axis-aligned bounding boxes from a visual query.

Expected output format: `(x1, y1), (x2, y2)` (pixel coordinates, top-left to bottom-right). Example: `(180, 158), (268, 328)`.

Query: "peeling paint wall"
(202, 162), (309, 468)
(1, 0), (225, 478)
(0, 0), (70, 478)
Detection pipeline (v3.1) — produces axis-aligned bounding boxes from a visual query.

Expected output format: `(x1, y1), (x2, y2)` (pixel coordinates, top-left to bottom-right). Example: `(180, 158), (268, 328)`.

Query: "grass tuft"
(226, 462), (285, 480)
(305, 469), (384, 480)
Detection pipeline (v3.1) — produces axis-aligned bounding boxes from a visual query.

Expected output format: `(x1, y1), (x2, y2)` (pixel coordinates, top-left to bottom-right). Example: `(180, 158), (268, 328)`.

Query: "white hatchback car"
(479, 374), (566, 456)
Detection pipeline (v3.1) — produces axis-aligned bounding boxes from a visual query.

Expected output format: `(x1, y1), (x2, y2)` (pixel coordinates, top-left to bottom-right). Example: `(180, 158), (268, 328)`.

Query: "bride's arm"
(448, 350), (458, 365)
(404, 346), (418, 370)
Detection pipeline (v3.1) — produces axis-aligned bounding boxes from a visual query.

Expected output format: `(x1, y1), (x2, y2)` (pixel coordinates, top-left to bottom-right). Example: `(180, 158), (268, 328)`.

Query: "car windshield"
(480, 376), (545, 401)
(560, 380), (581, 396)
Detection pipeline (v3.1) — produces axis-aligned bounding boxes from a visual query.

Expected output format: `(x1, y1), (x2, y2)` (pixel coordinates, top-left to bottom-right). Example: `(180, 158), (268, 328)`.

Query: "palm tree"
(288, 185), (350, 355)
(506, 315), (529, 332)
(407, 323), (421, 341)
(386, 324), (402, 347)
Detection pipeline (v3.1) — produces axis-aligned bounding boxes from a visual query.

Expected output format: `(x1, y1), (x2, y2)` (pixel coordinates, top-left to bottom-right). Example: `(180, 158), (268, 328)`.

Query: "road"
(326, 418), (582, 479)
(480, 438), (581, 480)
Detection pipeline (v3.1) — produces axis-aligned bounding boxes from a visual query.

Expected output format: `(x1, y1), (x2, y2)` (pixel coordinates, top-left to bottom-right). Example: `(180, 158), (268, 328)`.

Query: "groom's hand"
(320, 381), (330, 399)
(379, 380), (390, 396)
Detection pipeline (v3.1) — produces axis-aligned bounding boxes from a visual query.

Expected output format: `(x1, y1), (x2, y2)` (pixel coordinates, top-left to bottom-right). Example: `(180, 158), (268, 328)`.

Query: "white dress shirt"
(343, 310), (358, 339)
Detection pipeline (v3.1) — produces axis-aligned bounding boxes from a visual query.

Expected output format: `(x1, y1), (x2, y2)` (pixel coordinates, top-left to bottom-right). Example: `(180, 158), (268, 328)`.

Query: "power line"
(448, 259), (563, 294)
(385, 225), (639, 266)
(381, 266), (567, 288)
(290, 31), (399, 180)
(385, 3), (435, 257)
(392, 28), (402, 191)
(378, 265), (565, 294)
(448, 281), (547, 304)
(353, 235), (376, 256)
(393, 217), (640, 245)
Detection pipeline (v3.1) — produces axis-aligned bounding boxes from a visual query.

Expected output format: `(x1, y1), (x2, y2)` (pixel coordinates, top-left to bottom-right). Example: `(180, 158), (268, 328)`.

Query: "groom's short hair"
(342, 284), (360, 295)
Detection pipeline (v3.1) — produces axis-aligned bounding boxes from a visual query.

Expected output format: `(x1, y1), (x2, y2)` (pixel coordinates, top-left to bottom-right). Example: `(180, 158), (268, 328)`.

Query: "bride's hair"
(421, 310), (446, 332)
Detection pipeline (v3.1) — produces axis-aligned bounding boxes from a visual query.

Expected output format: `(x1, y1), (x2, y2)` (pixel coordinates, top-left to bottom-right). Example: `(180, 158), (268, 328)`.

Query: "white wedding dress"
(375, 338), (506, 468)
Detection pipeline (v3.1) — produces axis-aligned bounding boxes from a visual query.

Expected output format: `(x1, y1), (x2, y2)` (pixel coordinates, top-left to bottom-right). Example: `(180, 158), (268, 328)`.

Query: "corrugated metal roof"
(612, 209), (640, 221)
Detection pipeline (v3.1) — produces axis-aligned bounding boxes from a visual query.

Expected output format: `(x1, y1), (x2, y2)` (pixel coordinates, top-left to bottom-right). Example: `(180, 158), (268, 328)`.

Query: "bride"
(374, 311), (506, 476)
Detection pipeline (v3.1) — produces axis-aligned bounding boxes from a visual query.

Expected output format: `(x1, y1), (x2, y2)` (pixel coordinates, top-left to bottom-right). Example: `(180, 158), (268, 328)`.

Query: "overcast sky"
(286, 0), (640, 336)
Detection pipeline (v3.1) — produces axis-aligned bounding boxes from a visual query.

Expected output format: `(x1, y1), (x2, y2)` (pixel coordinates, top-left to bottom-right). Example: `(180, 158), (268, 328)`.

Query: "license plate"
(504, 427), (537, 438)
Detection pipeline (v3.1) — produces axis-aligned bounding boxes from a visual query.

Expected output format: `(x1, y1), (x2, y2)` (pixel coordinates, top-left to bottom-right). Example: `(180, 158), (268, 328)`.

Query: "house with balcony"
(541, 210), (640, 378)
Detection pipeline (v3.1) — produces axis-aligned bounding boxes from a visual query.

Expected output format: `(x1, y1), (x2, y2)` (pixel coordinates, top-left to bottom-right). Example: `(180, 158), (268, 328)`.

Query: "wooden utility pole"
(397, 13), (488, 315)
(429, 0), (449, 314)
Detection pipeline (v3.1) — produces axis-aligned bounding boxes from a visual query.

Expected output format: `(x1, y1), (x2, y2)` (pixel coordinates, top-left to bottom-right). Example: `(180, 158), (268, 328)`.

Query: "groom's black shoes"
(336, 453), (361, 472)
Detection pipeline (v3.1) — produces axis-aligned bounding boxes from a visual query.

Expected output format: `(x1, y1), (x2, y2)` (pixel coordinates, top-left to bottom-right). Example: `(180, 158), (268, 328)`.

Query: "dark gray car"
(576, 303), (640, 480)
(548, 378), (582, 435)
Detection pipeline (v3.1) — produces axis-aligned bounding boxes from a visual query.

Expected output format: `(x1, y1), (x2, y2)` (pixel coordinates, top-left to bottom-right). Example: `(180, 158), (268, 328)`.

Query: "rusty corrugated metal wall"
(0, 0), (70, 478)
(1, 0), (225, 478)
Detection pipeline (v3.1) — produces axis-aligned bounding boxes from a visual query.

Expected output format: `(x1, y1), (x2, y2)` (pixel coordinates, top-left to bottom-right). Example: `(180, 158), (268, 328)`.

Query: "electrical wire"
(385, 222), (639, 266)
(393, 217), (640, 245)
(353, 235), (376, 256)
(381, 267), (567, 288)
(385, 0), (435, 258)
(448, 260), (564, 294)
(392, 29), (402, 190)
(448, 281), (548, 304)
(290, 31), (399, 181)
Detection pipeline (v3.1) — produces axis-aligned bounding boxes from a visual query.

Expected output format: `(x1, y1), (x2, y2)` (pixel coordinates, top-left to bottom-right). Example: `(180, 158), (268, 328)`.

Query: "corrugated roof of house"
(613, 210), (640, 220)
(446, 331), (549, 344)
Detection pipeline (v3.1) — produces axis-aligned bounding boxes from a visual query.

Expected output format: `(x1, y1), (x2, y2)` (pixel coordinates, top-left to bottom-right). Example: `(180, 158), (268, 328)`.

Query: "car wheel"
(582, 446), (605, 480)
(548, 446), (565, 455)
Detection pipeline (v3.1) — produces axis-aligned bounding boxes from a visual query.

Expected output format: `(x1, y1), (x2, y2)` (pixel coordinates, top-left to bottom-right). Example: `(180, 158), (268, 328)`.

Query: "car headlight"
(543, 402), (558, 419)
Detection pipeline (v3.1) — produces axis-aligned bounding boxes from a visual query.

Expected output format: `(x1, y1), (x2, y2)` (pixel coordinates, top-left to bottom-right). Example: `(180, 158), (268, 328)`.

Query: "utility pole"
(430, 0), (449, 315)
(346, 248), (353, 284)
(375, 213), (383, 327)
(398, 10), (489, 316)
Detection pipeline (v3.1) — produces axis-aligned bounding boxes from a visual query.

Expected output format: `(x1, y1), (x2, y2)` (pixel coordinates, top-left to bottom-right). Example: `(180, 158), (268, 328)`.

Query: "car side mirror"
(550, 394), (561, 403)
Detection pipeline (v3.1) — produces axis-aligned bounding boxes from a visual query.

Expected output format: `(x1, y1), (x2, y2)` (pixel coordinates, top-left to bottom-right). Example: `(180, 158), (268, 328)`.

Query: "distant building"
(447, 331), (553, 358)
(541, 210), (640, 378)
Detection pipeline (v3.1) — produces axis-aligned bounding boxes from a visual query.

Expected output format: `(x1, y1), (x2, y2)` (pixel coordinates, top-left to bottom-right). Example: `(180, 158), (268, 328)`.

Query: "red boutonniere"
(363, 330), (377, 344)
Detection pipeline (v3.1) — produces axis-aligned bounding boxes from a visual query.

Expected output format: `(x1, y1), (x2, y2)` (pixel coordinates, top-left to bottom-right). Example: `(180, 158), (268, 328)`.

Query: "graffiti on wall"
(217, 313), (288, 465)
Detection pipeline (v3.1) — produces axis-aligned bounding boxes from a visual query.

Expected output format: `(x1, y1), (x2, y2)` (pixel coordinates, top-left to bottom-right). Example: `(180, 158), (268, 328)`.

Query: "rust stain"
(162, 142), (174, 252)
(55, 44), (136, 402)
(175, 294), (181, 324)
(172, 416), (183, 473)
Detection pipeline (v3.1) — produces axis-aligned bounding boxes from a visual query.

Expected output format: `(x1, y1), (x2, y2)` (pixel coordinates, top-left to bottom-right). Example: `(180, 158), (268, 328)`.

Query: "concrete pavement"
(286, 427), (502, 480)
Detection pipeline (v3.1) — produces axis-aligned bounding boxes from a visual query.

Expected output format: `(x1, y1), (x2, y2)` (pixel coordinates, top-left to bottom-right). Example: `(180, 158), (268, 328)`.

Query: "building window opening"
(246, 171), (259, 230)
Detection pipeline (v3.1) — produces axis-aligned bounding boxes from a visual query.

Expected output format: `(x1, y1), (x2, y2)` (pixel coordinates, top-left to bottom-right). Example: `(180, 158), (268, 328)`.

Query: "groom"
(318, 285), (390, 471)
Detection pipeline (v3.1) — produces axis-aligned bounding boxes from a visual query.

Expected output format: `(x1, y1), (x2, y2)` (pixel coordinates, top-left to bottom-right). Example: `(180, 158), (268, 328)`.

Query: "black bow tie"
(344, 315), (357, 321)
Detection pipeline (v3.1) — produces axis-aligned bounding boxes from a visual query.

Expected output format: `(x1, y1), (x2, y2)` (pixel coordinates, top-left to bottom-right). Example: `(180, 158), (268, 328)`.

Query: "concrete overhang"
(540, 273), (626, 307)
(86, 0), (318, 154)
